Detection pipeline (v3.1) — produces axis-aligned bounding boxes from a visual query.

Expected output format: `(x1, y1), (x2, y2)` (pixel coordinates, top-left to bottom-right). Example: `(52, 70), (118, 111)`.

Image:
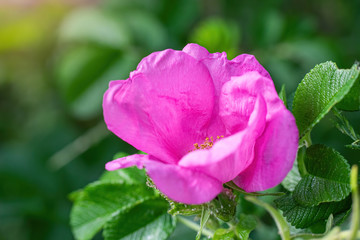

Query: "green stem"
(349, 165), (359, 240)
(290, 214), (333, 239)
(177, 216), (213, 238)
(225, 181), (285, 196)
(290, 233), (326, 239)
(321, 229), (360, 240)
(338, 230), (360, 239)
(297, 146), (308, 177)
(245, 196), (290, 240)
(303, 132), (312, 147)
(196, 206), (211, 240)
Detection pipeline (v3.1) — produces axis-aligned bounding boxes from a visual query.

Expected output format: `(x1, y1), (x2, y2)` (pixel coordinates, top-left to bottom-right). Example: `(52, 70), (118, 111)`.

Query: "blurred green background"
(1, 0), (359, 239)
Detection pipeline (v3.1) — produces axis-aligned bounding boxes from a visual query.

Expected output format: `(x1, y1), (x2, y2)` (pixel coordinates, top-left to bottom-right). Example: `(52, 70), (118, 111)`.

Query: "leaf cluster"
(275, 61), (360, 232)
(70, 167), (176, 240)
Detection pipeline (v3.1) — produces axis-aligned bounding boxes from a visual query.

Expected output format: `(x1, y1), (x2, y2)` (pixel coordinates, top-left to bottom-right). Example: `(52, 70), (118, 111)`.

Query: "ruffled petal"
(182, 44), (271, 137)
(230, 54), (271, 79)
(146, 161), (223, 204)
(219, 72), (281, 134)
(105, 154), (223, 204)
(227, 72), (284, 122)
(233, 109), (298, 192)
(178, 95), (267, 183)
(103, 49), (215, 163)
(182, 43), (210, 60)
(105, 154), (150, 171)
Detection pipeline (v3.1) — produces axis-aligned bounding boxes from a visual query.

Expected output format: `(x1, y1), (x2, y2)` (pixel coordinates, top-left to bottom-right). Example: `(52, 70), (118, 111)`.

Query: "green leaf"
(333, 208), (351, 227)
(278, 84), (287, 107)
(209, 189), (237, 222)
(100, 167), (147, 185)
(68, 189), (85, 202)
(70, 182), (156, 240)
(292, 62), (360, 138)
(235, 214), (257, 240)
(337, 63), (360, 111)
(289, 214), (334, 239)
(281, 153), (302, 192)
(168, 201), (202, 216)
(275, 194), (351, 229)
(196, 207), (211, 240)
(103, 199), (176, 240)
(213, 229), (236, 240)
(293, 145), (351, 206)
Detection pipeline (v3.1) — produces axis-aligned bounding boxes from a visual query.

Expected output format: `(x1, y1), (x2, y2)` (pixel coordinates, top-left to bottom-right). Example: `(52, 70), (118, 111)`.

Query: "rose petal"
(146, 161), (223, 204)
(219, 77), (258, 133)
(178, 95), (267, 183)
(182, 44), (271, 137)
(103, 49), (215, 163)
(182, 43), (210, 60)
(228, 72), (284, 122)
(233, 109), (298, 192)
(230, 54), (271, 79)
(105, 154), (150, 171)
(105, 154), (223, 204)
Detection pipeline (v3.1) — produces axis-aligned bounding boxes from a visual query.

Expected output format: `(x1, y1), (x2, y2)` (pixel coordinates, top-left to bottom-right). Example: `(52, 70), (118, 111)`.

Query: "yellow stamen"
(190, 135), (224, 152)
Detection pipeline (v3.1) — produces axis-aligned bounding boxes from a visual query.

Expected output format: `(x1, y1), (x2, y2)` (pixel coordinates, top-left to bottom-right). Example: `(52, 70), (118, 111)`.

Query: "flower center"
(191, 136), (224, 151)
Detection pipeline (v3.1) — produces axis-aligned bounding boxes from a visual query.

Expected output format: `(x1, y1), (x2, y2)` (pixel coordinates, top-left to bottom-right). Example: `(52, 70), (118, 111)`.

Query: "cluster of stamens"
(191, 136), (224, 151)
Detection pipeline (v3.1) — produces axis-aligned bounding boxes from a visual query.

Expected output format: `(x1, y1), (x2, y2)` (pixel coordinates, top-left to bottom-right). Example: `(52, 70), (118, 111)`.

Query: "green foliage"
(277, 144), (353, 230)
(278, 85), (287, 107)
(168, 201), (202, 216)
(281, 150), (302, 191)
(293, 145), (351, 206)
(337, 63), (360, 111)
(275, 194), (351, 229)
(103, 199), (176, 240)
(70, 167), (175, 240)
(209, 189), (237, 222)
(235, 214), (257, 240)
(245, 196), (290, 240)
(100, 167), (147, 184)
(196, 207), (211, 240)
(337, 77), (360, 111)
(333, 108), (360, 149)
(292, 62), (360, 138)
(213, 229), (235, 240)
(71, 182), (156, 239)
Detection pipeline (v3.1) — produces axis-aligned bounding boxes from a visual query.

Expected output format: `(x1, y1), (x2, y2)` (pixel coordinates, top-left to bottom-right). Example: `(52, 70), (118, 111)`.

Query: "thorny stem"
(177, 216), (213, 238)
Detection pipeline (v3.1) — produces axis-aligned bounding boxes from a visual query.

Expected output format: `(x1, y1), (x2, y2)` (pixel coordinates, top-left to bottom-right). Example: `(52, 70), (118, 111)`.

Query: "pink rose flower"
(103, 43), (298, 204)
